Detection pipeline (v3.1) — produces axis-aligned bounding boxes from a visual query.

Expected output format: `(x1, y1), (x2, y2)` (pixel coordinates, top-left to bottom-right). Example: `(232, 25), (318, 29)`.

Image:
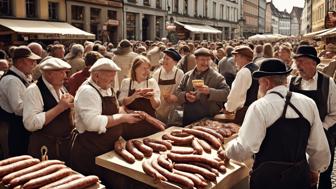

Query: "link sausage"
(142, 159), (167, 182)
(132, 140), (153, 157)
(126, 140), (144, 160)
(114, 139), (136, 164)
(182, 128), (221, 149)
(0, 158), (40, 178)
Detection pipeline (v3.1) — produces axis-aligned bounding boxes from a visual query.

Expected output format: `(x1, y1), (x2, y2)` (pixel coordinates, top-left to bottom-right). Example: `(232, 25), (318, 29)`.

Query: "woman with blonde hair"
(119, 55), (161, 139)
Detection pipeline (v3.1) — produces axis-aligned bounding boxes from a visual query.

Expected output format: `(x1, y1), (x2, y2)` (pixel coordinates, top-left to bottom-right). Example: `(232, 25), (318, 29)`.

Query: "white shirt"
(74, 77), (115, 134)
(224, 67), (252, 112)
(226, 85), (330, 172)
(152, 66), (184, 91)
(118, 78), (161, 104)
(289, 72), (336, 130)
(23, 77), (67, 132)
(0, 66), (31, 116)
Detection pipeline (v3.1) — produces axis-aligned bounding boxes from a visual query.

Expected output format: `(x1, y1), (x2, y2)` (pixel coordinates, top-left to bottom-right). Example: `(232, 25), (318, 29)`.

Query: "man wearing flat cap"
(70, 58), (143, 188)
(0, 46), (40, 157)
(23, 57), (74, 162)
(226, 58), (330, 189)
(222, 45), (259, 124)
(172, 47), (230, 125)
(289, 45), (336, 189)
(153, 48), (184, 123)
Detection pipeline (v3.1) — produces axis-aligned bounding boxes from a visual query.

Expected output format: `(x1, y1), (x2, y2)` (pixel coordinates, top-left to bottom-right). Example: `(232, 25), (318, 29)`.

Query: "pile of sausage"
(114, 122), (237, 188)
(0, 155), (100, 189)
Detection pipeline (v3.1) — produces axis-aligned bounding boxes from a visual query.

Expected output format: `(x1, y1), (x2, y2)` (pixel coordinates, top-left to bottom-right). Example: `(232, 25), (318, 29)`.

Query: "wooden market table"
(96, 126), (251, 189)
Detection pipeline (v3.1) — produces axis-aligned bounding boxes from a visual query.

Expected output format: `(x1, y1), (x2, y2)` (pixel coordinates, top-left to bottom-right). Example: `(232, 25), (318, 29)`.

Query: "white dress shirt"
(118, 78), (161, 104)
(23, 77), (66, 132)
(224, 67), (252, 112)
(226, 85), (330, 173)
(74, 77), (115, 134)
(0, 66), (31, 116)
(289, 72), (336, 130)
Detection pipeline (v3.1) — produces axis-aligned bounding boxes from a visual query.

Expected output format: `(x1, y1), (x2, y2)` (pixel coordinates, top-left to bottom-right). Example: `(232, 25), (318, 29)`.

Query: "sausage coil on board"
(126, 140), (145, 160)
(114, 139), (136, 164)
(143, 138), (172, 150)
(132, 140), (153, 157)
(173, 163), (217, 182)
(192, 126), (225, 143)
(167, 153), (221, 169)
(142, 159), (167, 182)
(182, 128), (221, 150)
(151, 158), (194, 189)
(162, 133), (194, 146)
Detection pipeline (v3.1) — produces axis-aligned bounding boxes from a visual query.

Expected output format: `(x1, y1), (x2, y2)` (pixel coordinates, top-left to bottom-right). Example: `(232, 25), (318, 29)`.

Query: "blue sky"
(267, 0), (305, 12)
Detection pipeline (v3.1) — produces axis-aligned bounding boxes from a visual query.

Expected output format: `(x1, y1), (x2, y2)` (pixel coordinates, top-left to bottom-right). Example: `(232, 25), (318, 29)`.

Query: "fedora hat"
(252, 58), (292, 79)
(293, 45), (320, 64)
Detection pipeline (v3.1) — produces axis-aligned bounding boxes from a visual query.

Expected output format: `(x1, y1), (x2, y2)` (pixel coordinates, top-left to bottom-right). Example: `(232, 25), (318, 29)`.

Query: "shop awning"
(0, 19), (95, 40)
(316, 27), (336, 38)
(302, 29), (331, 38)
(175, 21), (221, 34)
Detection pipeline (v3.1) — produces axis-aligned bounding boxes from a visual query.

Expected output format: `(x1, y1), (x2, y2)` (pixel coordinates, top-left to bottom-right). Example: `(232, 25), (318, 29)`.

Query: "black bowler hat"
(163, 48), (181, 62)
(293, 45), (320, 64)
(252, 58), (292, 79)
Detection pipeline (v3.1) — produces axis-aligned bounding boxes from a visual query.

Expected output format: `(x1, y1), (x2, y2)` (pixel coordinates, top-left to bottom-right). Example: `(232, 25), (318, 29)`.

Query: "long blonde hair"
(130, 55), (151, 81)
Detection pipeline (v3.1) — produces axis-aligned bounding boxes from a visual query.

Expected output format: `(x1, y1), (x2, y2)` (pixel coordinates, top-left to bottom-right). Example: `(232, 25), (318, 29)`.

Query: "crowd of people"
(0, 38), (335, 189)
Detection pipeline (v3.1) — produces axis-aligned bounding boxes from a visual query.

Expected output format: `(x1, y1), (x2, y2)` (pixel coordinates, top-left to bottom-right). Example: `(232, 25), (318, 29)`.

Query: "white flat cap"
(39, 57), (71, 70)
(89, 58), (121, 72)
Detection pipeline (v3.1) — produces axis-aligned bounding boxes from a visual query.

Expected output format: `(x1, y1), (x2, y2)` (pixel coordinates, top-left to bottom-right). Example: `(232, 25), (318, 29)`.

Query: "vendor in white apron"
(153, 48), (184, 123)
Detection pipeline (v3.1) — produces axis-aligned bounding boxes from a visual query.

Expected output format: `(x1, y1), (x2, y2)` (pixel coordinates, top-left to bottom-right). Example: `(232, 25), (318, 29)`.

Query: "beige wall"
(265, 3), (272, 33)
(12, 0), (66, 21)
(312, 0), (325, 32)
(243, 0), (259, 33)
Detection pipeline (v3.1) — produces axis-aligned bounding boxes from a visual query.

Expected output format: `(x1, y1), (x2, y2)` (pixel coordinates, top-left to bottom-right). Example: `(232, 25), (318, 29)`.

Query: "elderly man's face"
(295, 57), (317, 80)
(94, 70), (116, 90)
(196, 56), (211, 72)
(44, 69), (68, 88)
(21, 58), (37, 75)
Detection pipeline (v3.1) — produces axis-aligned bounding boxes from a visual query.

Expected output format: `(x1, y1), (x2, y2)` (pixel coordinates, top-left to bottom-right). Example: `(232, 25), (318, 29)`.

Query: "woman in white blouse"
(119, 55), (161, 139)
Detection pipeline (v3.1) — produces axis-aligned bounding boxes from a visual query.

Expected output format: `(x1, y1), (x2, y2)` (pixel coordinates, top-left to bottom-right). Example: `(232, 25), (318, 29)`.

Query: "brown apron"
(28, 78), (73, 162)
(123, 80), (159, 140)
(70, 83), (125, 188)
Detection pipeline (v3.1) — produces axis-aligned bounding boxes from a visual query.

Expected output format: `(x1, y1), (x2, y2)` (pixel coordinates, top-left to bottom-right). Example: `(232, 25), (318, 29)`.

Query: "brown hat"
(13, 46), (41, 60)
(194, 48), (212, 57)
(232, 46), (253, 61)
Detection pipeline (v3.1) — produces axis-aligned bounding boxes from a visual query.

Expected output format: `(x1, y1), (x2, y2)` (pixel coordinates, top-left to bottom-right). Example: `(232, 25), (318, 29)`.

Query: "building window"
(26, 0), (37, 18)
(194, 0), (198, 16)
(174, 0), (178, 13)
(213, 2), (216, 19)
(144, 0), (150, 6)
(220, 4), (224, 20)
(90, 8), (101, 22)
(126, 13), (136, 39)
(156, 16), (163, 38)
(71, 5), (84, 21)
(108, 10), (117, 20)
(156, 0), (161, 9)
(128, 0), (136, 3)
(48, 2), (58, 20)
(226, 6), (230, 20)
(0, 0), (12, 16)
(204, 0), (208, 17)
(184, 0), (187, 15)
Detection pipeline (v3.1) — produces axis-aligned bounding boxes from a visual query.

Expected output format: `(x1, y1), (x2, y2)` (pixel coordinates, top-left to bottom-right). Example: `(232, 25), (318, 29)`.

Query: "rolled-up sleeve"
(23, 85), (46, 132)
(74, 86), (108, 134)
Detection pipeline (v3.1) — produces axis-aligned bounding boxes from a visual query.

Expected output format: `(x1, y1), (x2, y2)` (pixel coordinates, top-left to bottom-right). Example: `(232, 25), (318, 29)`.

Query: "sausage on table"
(0, 158), (40, 178)
(22, 168), (73, 189)
(114, 139), (136, 164)
(142, 159), (167, 182)
(157, 155), (173, 171)
(173, 169), (208, 188)
(151, 158), (194, 189)
(143, 140), (167, 152)
(192, 126), (225, 143)
(173, 163), (217, 182)
(196, 139), (212, 153)
(167, 153), (221, 169)
(182, 128), (222, 150)
(143, 138), (172, 150)
(40, 174), (84, 189)
(132, 140), (153, 157)
(126, 140), (144, 160)
(2, 160), (64, 185)
(9, 164), (66, 188)
(162, 133), (194, 146)
(170, 147), (195, 154)
(49, 175), (99, 189)
(0, 155), (32, 166)
(191, 139), (203, 155)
